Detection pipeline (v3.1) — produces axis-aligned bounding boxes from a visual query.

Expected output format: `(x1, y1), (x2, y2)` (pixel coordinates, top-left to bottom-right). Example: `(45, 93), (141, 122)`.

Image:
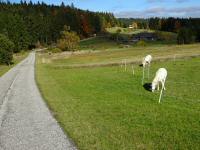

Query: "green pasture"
(36, 54), (200, 150)
(43, 44), (200, 66)
(79, 37), (119, 51)
(106, 27), (154, 35)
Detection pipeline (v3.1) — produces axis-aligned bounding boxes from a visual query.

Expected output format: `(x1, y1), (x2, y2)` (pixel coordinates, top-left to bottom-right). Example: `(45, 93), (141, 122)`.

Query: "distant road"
(0, 51), (76, 150)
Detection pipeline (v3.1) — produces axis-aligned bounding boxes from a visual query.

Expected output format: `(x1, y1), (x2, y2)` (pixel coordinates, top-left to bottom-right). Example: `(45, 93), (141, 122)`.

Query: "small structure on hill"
(131, 32), (157, 42)
(129, 22), (138, 29)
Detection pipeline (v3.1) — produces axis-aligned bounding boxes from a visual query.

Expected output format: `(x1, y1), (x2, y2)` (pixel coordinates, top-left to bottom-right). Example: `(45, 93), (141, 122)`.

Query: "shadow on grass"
(139, 64), (143, 67)
(143, 83), (152, 92)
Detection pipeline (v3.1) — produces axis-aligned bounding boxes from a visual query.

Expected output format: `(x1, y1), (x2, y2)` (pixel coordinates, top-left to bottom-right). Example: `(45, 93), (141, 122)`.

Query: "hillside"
(0, 1), (120, 52)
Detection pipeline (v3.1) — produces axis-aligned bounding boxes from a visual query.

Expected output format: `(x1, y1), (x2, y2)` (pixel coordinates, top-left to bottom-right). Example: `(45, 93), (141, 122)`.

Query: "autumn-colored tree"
(132, 22), (138, 29)
(174, 21), (181, 32)
(57, 25), (80, 51)
(81, 14), (91, 37)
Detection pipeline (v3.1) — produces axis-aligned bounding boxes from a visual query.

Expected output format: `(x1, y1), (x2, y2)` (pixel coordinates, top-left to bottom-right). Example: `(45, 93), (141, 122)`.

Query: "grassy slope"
(79, 29), (177, 52)
(36, 54), (200, 149)
(106, 27), (177, 44)
(0, 52), (28, 76)
(106, 27), (154, 35)
(43, 44), (200, 66)
(79, 36), (119, 51)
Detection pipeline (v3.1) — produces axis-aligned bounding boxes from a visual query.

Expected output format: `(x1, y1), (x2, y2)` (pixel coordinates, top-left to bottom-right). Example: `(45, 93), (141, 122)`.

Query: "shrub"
(57, 26), (80, 51)
(118, 44), (124, 48)
(155, 31), (177, 41)
(48, 47), (62, 53)
(0, 34), (14, 65)
(177, 28), (196, 44)
(136, 40), (147, 46)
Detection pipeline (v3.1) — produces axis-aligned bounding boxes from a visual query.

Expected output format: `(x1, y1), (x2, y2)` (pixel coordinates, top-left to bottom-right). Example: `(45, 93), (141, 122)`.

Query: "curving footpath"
(0, 51), (76, 150)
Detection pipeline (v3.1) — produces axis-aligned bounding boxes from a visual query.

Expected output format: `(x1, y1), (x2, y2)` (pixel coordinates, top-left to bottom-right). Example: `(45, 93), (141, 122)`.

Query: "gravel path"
(0, 51), (76, 150)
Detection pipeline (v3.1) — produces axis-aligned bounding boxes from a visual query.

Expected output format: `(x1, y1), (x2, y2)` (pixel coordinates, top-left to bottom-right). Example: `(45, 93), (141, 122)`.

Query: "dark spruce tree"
(0, 34), (14, 65)
(0, 1), (120, 52)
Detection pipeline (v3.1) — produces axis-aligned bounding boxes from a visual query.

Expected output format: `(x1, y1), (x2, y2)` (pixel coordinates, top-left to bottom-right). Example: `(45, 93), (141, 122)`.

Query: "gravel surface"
(0, 51), (76, 150)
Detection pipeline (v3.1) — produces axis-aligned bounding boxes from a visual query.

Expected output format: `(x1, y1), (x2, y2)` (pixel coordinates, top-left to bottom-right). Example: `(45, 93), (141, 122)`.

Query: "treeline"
(119, 17), (200, 44)
(0, 1), (120, 53)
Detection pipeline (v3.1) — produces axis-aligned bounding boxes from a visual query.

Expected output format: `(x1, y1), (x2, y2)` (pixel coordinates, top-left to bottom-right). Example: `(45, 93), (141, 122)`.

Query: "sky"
(10, 0), (200, 18)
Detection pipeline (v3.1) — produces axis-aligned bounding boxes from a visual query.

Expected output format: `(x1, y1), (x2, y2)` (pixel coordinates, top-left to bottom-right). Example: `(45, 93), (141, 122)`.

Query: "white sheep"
(142, 55), (152, 83)
(142, 55), (152, 67)
(152, 68), (167, 92)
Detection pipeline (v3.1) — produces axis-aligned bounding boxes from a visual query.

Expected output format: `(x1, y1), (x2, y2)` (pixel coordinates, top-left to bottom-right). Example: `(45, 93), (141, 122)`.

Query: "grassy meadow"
(0, 51), (29, 76)
(36, 42), (200, 149)
(79, 36), (119, 51)
(78, 28), (177, 52)
(106, 27), (154, 35)
(44, 43), (200, 66)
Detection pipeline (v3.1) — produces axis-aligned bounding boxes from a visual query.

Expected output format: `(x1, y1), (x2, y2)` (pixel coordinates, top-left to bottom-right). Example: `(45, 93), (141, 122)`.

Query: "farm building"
(129, 22), (138, 29)
(131, 32), (157, 42)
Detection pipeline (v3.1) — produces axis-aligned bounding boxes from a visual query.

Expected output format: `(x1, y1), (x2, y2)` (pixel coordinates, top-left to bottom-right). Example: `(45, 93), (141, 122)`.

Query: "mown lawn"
(36, 56), (200, 150)
(0, 51), (29, 76)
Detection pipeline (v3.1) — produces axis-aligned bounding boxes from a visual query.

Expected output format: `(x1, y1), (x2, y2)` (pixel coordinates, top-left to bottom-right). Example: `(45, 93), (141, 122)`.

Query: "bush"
(155, 31), (177, 41)
(0, 34), (14, 65)
(136, 40), (147, 46)
(118, 44), (124, 48)
(48, 47), (62, 53)
(177, 28), (196, 44)
(57, 26), (80, 51)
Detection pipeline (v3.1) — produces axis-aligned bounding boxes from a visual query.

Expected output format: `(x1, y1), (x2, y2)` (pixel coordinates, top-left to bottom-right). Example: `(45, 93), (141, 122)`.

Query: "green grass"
(36, 56), (200, 150)
(79, 37), (119, 51)
(106, 27), (177, 44)
(42, 44), (200, 66)
(106, 27), (154, 35)
(79, 29), (177, 52)
(0, 51), (29, 76)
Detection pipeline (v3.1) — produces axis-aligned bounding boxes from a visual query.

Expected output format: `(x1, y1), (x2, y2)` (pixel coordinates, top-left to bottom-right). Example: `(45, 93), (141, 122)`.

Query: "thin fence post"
(159, 84), (165, 103)
(124, 59), (127, 72)
(174, 55), (176, 63)
(132, 65), (134, 76)
(120, 60), (123, 68)
(142, 67), (144, 85)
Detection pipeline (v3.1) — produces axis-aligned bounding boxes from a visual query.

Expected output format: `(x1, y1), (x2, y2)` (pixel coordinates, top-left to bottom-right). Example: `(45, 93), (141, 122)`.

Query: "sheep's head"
(151, 82), (156, 92)
(142, 61), (146, 67)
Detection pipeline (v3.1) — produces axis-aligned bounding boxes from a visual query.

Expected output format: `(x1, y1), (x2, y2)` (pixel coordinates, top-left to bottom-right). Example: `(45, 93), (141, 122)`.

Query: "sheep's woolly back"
(153, 68), (167, 84)
(142, 55), (152, 66)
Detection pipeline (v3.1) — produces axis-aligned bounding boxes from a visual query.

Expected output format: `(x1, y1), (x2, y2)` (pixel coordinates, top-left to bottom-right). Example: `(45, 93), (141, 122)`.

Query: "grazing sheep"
(142, 55), (152, 67)
(152, 68), (167, 92)
(142, 55), (152, 82)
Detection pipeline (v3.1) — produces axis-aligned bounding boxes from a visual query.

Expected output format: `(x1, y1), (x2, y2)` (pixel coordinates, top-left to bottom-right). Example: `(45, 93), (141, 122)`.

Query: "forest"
(0, 1), (120, 52)
(0, 1), (199, 64)
(119, 17), (200, 43)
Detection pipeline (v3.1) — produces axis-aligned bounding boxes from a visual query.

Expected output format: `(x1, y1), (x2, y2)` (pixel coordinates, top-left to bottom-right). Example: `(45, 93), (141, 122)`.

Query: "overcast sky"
(10, 0), (200, 18)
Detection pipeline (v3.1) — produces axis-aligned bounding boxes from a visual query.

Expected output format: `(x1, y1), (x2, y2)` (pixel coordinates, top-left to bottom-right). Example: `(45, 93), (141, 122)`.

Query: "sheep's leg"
(161, 80), (165, 90)
(148, 63), (150, 79)
(159, 85), (164, 103)
(157, 83), (159, 91)
(163, 80), (166, 90)
(142, 67), (145, 85)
